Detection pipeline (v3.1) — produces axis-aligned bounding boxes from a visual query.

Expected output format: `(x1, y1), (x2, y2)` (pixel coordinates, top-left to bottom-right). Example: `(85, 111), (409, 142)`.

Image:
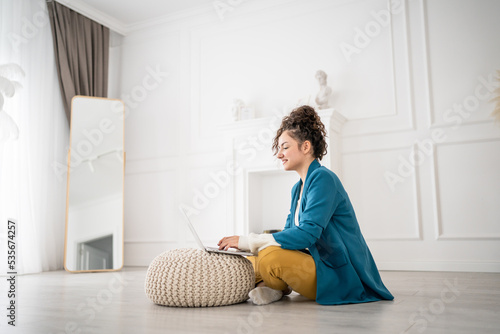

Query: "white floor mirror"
(64, 96), (125, 272)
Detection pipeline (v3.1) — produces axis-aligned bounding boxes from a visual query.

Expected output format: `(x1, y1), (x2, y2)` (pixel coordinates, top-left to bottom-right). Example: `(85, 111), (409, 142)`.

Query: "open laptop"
(179, 207), (253, 257)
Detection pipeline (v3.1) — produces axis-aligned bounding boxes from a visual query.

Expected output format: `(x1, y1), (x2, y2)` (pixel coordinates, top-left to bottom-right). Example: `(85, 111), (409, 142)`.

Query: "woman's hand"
(218, 236), (240, 251)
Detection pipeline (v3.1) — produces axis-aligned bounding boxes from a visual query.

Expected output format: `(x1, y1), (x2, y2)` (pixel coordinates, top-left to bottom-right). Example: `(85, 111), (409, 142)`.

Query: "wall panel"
(124, 170), (179, 243)
(342, 147), (421, 240)
(425, 0), (500, 127)
(434, 139), (500, 239)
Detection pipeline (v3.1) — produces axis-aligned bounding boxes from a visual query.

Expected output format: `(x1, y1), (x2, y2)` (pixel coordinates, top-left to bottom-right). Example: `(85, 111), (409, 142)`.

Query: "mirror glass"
(64, 96), (124, 272)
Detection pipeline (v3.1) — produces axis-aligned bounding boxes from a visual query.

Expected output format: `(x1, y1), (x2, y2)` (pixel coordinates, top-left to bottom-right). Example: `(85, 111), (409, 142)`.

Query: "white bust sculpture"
(314, 70), (333, 110)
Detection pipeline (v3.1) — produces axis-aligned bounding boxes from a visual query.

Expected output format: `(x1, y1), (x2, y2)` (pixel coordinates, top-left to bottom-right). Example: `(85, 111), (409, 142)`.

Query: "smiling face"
(277, 131), (312, 171)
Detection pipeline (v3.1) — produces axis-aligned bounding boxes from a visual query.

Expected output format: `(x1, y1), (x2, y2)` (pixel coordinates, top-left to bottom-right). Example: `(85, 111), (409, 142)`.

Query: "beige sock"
(248, 286), (283, 305)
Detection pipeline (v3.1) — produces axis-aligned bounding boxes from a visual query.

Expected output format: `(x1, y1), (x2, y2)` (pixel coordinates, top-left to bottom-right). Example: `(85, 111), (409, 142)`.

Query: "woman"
(218, 105), (393, 306)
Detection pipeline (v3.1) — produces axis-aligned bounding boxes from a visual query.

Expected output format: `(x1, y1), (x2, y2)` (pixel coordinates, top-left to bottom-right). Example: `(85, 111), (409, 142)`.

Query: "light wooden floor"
(3, 267), (500, 333)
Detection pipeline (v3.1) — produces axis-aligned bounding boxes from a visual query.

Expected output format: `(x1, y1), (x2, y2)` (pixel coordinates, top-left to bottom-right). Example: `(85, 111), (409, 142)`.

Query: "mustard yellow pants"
(247, 246), (317, 300)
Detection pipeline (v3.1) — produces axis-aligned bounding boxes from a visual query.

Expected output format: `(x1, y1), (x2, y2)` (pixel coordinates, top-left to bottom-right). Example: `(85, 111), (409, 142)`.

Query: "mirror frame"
(63, 95), (125, 273)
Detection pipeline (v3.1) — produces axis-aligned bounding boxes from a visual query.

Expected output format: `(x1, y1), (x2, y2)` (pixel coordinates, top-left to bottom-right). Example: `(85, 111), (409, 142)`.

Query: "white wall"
(109, 0), (500, 271)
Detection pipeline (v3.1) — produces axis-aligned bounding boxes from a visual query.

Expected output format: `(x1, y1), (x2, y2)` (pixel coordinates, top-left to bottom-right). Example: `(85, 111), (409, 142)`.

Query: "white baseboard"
(377, 261), (500, 273)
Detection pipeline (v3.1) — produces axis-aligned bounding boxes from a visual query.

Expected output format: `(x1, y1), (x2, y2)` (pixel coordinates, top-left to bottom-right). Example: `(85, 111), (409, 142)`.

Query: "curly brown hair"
(272, 105), (328, 160)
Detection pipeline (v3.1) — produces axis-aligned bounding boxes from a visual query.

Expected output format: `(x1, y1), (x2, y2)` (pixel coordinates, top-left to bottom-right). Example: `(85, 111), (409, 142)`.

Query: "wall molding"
(420, 0), (434, 128)
(55, 0), (128, 35)
(341, 0), (415, 137)
(422, 0), (498, 128)
(55, 0), (216, 36)
(189, 0), (416, 141)
(432, 138), (500, 240)
(342, 144), (423, 240)
(378, 260), (500, 273)
(125, 165), (179, 177)
(124, 240), (177, 244)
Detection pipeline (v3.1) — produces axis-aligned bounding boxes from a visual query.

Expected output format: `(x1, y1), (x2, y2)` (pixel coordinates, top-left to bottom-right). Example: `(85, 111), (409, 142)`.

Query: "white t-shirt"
(295, 185), (303, 226)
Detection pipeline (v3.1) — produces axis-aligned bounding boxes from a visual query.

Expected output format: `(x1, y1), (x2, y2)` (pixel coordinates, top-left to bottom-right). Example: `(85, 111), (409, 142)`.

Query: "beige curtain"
(47, 0), (109, 123)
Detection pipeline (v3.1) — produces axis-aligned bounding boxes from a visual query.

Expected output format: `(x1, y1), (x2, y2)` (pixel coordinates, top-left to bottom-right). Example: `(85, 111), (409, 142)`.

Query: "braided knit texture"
(145, 248), (254, 307)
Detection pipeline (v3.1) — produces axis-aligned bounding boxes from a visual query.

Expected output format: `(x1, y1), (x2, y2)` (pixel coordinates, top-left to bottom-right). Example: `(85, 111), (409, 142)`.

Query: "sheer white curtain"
(0, 0), (69, 274)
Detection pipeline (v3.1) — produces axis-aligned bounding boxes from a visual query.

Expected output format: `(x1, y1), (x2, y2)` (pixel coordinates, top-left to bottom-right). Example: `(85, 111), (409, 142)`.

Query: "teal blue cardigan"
(272, 160), (394, 305)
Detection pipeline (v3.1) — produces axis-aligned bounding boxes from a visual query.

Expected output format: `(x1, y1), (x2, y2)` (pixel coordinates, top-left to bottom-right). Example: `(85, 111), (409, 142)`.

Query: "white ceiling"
(79, 0), (210, 24)
(59, 0), (213, 34)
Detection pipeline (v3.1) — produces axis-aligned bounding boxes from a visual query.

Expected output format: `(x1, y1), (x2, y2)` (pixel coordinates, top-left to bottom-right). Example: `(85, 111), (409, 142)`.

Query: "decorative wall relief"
(231, 98), (255, 121)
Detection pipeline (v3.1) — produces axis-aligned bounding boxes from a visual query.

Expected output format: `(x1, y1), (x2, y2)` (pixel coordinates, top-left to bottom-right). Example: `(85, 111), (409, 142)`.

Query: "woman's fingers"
(218, 237), (227, 249)
(222, 237), (233, 250)
(218, 236), (239, 250)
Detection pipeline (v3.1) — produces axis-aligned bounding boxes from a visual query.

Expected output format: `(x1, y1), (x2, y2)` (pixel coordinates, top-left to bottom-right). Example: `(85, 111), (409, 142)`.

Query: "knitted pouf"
(145, 248), (254, 307)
